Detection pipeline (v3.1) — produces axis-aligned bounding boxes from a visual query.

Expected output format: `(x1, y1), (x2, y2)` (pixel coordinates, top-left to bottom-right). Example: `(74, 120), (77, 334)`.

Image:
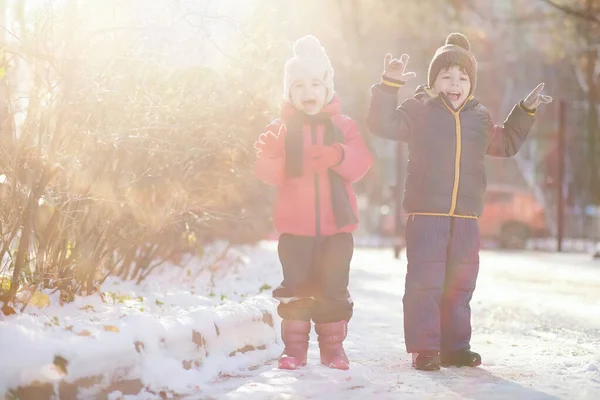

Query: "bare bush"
(0, 1), (279, 306)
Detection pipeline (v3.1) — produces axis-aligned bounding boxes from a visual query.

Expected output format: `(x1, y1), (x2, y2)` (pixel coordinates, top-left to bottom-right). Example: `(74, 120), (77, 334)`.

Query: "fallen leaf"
(53, 355), (69, 375)
(1, 303), (16, 316)
(103, 325), (119, 333)
(77, 330), (93, 337)
(30, 292), (51, 308)
(0, 277), (11, 291)
(135, 341), (145, 353)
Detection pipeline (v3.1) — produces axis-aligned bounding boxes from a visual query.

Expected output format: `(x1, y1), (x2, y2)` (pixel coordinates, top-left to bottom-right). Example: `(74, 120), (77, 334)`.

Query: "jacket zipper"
(311, 123), (321, 237)
(442, 98), (467, 216)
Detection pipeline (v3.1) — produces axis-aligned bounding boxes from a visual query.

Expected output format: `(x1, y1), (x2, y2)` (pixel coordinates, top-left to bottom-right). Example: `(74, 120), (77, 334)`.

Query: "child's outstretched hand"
(523, 83), (553, 111)
(254, 125), (284, 158)
(383, 53), (416, 84)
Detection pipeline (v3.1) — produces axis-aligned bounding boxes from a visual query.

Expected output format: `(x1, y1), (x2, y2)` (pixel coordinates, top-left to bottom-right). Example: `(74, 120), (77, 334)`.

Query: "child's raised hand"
(523, 83), (553, 111)
(254, 125), (284, 158)
(383, 53), (416, 84)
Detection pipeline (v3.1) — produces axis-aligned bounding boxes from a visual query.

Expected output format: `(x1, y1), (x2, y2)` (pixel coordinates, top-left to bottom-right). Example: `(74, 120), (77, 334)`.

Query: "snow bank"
(0, 242), (284, 399)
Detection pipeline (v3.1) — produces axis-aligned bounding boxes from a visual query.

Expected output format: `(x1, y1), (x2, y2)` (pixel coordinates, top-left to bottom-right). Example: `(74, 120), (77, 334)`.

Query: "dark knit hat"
(427, 33), (477, 96)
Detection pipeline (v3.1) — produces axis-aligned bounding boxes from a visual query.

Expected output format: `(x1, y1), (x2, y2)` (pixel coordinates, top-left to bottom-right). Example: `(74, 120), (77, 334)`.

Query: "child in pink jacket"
(254, 35), (373, 370)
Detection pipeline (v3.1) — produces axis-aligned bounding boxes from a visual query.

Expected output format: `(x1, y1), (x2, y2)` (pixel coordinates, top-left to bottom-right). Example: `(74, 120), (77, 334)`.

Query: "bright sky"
(6, 0), (256, 68)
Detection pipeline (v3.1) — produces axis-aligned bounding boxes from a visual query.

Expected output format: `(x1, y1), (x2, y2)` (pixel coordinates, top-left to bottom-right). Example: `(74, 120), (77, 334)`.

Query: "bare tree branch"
(539, 0), (600, 23)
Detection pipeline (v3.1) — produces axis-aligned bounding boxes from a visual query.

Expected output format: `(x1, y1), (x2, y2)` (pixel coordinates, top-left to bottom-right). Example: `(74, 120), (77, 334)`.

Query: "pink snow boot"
(315, 320), (350, 370)
(278, 320), (311, 370)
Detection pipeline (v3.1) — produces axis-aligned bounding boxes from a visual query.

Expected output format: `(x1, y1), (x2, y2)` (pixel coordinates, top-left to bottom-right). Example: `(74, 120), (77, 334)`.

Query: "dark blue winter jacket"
(367, 84), (535, 218)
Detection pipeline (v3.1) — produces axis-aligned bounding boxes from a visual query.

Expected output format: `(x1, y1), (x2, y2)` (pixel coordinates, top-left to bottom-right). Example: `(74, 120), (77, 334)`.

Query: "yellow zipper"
(441, 98), (467, 216)
(408, 212), (477, 219)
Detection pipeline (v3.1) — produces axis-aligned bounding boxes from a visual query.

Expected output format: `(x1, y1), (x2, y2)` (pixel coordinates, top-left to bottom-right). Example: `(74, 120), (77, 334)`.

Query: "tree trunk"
(585, 0), (598, 204)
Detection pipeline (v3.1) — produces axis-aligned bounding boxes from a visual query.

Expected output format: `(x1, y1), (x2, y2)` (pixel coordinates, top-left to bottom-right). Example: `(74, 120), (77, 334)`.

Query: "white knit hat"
(283, 35), (335, 104)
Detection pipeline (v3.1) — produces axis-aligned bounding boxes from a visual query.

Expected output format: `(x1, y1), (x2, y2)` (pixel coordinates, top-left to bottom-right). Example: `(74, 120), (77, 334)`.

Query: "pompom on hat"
(427, 33), (477, 96)
(283, 35), (335, 103)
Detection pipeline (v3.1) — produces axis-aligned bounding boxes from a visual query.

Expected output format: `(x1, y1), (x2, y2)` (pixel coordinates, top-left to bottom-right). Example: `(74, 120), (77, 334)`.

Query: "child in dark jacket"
(367, 33), (552, 371)
(254, 35), (373, 370)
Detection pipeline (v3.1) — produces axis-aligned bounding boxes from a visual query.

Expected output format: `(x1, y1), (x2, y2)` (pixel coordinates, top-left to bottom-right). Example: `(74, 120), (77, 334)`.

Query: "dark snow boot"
(412, 351), (441, 371)
(315, 320), (350, 370)
(441, 349), (482, 367)
(278, 320), (311, 370)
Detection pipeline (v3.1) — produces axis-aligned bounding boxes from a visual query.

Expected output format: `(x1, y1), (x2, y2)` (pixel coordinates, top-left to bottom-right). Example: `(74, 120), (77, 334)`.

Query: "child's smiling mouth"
(446, 91), (462, 102)
(302, 100), (316, 110)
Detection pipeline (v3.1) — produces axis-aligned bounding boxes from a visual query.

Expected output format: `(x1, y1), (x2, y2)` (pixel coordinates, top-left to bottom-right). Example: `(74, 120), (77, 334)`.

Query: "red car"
(479, 184), (549, 249)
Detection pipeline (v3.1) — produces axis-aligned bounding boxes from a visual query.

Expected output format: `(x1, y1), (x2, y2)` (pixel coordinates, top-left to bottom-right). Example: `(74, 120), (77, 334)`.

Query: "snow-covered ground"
(1, 242), (599, 399)
(0, 243), (282, 398)
(199, 244), (600, 400)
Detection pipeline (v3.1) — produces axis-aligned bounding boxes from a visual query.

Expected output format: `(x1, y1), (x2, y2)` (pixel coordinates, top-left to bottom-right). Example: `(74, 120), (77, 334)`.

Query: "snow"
(1, 241), (599, 399)
(199, 245), (600, 400)
(0, 242), (281, 397)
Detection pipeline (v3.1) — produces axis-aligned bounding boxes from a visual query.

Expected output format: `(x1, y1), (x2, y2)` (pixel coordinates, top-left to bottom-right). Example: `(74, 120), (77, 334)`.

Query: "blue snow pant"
(403, 215), (480, 353)
(272, 233), (354, 324)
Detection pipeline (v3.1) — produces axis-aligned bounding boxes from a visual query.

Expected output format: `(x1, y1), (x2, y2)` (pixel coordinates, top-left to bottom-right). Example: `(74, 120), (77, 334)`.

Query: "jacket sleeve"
(486, 102), (536, 158)
(253, 121), (286, 186)
(366, 83), (414, 142)
(331, 118), (373, 183)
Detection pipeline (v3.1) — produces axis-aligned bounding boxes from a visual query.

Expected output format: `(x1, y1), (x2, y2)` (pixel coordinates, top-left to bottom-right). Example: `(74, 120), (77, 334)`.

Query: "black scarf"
(284, 112), (358, 230)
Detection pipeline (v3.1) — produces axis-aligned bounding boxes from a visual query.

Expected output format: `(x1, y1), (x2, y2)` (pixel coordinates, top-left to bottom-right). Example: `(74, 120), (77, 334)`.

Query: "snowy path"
(198, 246), (600, 400)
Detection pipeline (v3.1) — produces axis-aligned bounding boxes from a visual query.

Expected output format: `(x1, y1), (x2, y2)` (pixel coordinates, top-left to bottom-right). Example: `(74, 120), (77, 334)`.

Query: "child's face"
(289, 78), (328, 115)
(432, 65), (471, 109)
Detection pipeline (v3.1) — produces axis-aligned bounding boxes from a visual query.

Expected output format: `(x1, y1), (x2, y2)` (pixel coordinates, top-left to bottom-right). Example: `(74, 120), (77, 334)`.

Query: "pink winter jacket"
(254, 95), (373, 236)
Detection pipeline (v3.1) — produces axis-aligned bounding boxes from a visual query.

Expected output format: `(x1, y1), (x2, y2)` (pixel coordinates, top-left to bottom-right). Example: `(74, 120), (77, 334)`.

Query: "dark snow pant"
(273, 233), (354, 324)
(403, 215), (480, 353)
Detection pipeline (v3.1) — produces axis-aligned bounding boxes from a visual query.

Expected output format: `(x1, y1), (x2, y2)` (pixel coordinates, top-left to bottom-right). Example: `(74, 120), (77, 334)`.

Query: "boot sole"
(440, 356), (482, 368)
(440, 360), (482, 368)
(322, 360), (350, 370)
(278, 364), (307, 370)
(278, 357), (307, 370)
(414, 363), (441, 371)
